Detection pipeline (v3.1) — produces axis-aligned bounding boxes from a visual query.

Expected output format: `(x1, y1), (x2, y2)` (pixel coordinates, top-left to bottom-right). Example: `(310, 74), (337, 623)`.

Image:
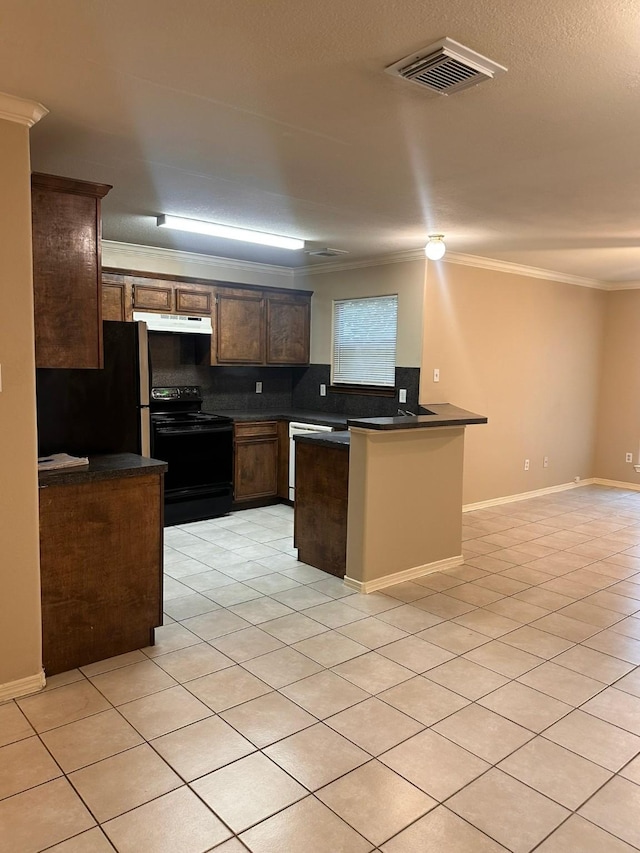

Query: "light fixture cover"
(425, 234), (446, 260)
(157, 214), (304, 250)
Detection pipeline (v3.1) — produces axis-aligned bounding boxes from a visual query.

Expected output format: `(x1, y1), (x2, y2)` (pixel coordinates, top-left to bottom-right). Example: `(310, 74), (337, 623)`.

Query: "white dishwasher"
(288, 421), (337, 501)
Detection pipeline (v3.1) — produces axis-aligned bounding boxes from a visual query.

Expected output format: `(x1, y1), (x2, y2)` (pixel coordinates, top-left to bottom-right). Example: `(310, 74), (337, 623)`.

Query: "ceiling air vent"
(386, 37), (506, 96)
(304, 246), (350, 258)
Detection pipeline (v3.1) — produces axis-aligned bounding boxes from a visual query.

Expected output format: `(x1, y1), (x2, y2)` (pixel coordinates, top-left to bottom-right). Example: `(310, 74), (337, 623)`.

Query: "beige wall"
(346, 427), (464, 588)
(594, 289), (640, 483)
(296, 259), (425, 367)
(0, 119), (43, 691)
(422, 261), (606, 505)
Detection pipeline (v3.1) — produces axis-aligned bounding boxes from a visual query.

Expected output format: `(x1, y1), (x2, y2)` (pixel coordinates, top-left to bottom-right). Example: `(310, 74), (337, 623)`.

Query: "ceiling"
(2, 0), (640, 280)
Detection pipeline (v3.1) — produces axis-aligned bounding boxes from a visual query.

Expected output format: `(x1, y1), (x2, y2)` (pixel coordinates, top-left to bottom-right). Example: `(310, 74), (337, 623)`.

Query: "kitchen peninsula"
(39, 454), (167, 675)
(294, 404), (487, 592)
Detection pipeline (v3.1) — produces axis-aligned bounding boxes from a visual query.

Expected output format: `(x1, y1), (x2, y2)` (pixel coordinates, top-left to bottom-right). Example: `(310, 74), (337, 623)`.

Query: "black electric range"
(150, 386), (233, 525)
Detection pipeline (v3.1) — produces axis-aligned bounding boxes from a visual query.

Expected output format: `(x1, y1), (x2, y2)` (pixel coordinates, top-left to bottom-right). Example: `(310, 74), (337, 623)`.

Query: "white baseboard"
(592, 478), (640, 492)
(0, 669), (45, 703)
(462, 479), (598, 512)
(344, 554), (464, 594)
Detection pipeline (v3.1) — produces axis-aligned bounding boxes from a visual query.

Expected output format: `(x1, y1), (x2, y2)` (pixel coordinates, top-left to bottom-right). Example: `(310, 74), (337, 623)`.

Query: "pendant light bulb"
(425, 234), (446, 260)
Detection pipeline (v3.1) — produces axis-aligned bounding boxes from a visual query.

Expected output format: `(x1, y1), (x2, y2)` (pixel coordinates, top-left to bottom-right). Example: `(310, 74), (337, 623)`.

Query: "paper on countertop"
(37, 452), (89, 471)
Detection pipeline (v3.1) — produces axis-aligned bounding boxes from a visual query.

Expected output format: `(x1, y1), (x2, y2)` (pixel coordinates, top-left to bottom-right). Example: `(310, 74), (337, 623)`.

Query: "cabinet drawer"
(175, 287), (212, 315)
(234, 421), (278, 440)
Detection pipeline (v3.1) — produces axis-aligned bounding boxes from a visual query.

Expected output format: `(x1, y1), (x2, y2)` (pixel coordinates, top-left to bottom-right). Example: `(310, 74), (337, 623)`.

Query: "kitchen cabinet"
(212, 287), (311, 366)
(233, 421), (279, 504)
(39, 457), (165, 675)
(132, 278), (174, 312)
(102, 273), (214, 317)
(102, 273), (133, 322)
(213, 289), (265, 364)
(32, 173), (112, 369)
(265, 293), (311, 364)
(130, 277), (213, 315)
(102, 268), (312, 366)
(175, 285), (212, 315)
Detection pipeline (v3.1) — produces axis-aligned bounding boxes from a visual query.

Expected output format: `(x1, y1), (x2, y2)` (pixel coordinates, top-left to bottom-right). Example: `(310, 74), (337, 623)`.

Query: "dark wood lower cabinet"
(233, 421), (279, 503)
(39, 472), (163, 676)
(294, 441), (349, 577)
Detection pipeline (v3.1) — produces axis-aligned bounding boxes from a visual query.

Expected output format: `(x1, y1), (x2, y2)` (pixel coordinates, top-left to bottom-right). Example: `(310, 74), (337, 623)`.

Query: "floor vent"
(386, 37), (506, 95)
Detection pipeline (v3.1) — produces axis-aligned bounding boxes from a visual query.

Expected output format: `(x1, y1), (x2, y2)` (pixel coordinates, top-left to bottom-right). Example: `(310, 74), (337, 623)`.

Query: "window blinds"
(332, 294), (398, 386)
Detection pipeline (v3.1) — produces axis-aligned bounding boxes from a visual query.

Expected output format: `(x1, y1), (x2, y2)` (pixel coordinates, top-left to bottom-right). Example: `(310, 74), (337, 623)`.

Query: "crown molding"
(441, 252), (606, 290)
(102, 241), (295, 279)
(296, 246), (611, 289)
(297, 248), (425, 277)
(0, 92), (48, 127)
(102, 240), (640, 292)
(604, 280), (640, 291)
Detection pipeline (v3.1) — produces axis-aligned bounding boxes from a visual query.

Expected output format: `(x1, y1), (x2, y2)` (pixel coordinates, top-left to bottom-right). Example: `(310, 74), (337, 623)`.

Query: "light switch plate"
(320, 384), (327, 396)
(255, 381), (263, 394)
(433, 368), (440, 382)
(399, 388), (407, 403)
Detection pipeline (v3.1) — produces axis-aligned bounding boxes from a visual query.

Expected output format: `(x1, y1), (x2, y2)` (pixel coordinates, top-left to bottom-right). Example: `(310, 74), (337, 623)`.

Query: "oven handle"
(155, 425), (233, 437)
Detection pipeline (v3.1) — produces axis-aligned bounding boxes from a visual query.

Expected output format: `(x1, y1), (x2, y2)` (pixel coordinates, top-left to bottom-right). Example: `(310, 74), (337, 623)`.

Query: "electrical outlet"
(433, 368), (440, 382)
(319, 384), (327, 397)
(543, 456), (549, 468)
(626, 452), (634, 463)
(524, 459), (530, 471)
(399, 388), (407, 403)
(255, 381), (262, 394)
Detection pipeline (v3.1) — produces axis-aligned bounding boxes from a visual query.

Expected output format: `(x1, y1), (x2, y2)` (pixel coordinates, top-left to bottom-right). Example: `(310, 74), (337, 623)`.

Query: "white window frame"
(331, 294), (398, 389)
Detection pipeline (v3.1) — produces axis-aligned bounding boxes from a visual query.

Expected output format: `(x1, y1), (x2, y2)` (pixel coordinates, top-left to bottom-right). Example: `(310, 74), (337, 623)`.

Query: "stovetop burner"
(151, 411), (231, 425)
(150, 386), (232, 427)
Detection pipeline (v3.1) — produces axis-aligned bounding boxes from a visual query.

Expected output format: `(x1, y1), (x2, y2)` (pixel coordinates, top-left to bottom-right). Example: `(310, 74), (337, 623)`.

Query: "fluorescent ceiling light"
(157, 214), (304, 250)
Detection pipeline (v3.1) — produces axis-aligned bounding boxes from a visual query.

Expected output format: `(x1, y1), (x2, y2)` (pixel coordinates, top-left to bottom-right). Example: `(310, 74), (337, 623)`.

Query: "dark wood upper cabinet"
(214, 290), (265, 364)
(266, 294), (311, 364)
(102, 267), (312, 366)
(32, 173), (112, 369)
(132, 280), (173, 312)
(213, 287), (311, 366)
(102, 274), (133, 322)
(175, 286), (212, 315)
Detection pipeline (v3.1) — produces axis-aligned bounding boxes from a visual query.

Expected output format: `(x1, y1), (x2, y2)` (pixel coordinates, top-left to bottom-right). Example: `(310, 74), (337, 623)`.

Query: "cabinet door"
(234, 438), (279, 501)
(175, 286), (212, 315)
(266, 295), (310, 364)
(132, 281), (173, 312)
(32, 174), (111, 369)
(215, 291), (265, 364)
(234, 422), (279, 502)
(102, 281), (133, 322)
(40, 474), (163, 675)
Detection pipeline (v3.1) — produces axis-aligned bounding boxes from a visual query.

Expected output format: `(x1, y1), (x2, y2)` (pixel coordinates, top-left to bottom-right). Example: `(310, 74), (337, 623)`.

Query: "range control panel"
(151, 386), (201, 402)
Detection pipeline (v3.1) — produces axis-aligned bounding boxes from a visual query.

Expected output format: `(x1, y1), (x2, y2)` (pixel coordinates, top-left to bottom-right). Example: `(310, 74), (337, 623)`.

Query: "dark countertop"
(209, 409), (349, 428)
(293, 430), (351, 449)
(347, 403), (488, 431)
(38, 453), (168, 487)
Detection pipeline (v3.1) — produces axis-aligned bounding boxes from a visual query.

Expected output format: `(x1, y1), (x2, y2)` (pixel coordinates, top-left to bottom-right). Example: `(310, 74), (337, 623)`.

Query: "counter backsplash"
(149, 334), (420, 416)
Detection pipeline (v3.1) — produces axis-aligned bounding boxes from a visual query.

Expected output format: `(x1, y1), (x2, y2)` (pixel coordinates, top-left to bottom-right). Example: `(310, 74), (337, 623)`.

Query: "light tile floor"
(2, 486), (640, 851)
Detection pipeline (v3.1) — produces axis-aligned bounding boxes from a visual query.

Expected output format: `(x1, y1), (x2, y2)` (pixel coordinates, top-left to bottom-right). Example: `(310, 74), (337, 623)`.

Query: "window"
(332, 294), (398, 388)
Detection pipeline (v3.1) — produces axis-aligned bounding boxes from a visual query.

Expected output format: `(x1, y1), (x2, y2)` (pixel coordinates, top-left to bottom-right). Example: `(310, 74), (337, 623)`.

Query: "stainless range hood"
(132, 311), (212, 334)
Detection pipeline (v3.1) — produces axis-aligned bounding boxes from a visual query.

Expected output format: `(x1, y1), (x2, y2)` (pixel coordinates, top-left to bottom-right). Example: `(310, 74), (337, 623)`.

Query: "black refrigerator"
(36, 321), (151, 458)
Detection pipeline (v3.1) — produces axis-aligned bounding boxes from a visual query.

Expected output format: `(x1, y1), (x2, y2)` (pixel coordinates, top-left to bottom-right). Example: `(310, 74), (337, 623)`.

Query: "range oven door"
(152, 423), (233, 523)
